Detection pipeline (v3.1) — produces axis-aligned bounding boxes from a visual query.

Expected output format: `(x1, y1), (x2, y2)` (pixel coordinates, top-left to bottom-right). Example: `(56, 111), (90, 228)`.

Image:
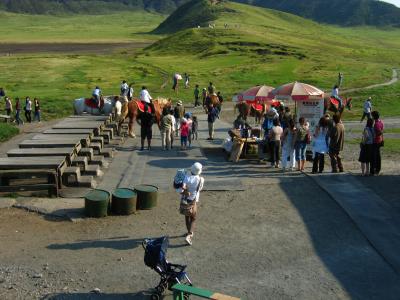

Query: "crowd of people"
(0, 88), (41, 125)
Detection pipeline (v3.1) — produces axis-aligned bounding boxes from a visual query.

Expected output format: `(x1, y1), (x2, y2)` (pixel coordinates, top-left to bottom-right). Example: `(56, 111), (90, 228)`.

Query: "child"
(180, 118), (189, 150)
(185, 113), (193, 148)
(192, 115), (198, 141)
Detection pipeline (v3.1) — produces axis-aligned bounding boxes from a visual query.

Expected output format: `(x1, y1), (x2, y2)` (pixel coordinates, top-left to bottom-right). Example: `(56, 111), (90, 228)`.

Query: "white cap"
(191, 162), (203, 175)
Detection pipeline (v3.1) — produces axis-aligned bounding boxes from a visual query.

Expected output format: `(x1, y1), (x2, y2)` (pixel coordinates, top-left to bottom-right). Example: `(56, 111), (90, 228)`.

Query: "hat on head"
(191, 162), (203, 175)
(177, 100), (183, 106)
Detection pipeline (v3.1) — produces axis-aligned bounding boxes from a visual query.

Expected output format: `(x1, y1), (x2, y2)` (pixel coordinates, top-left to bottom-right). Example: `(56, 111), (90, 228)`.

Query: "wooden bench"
(0, 114), (11, 123)
(0, 169), (59, 197)
(171, 284), (240, 300)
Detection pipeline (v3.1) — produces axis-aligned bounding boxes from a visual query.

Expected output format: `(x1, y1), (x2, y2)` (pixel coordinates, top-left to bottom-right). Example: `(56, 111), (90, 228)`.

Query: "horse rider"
(120, 80), (129, 99)
(331, 84), (343, 109)
(140, 86), (155, 115)
(92, 86), (102, 108)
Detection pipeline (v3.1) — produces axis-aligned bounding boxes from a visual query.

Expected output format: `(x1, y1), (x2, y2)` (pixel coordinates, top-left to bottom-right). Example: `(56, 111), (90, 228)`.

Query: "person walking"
(194, 85), (200, 107)
(184, 73), (190, 89)
(360, 97), (372, 122)
(138, 105), (153, 151)
(15, 98), (24, 125)
(185, 113), (193, 148)
(359, 118), (374, 176)
(268, 118), (283, 168)
(5, 96), (12, 116)
(201, 88), (208, 107)
(312, 117), (329, 173)
(180, 118), (189, 150)
(294, 117), (309, 172)
(207, 104), (218, 140)
(174, 101), (185, 136)
(208, 82), (216, 95)
(281, 118), (296, 171)
(160, 107), (173, 150)
(192, 115), (198, 141)
(216, 91), (223, 114)
(329, 114), (345, 173)
(179, 162), (204, 246)
(0, 87), (5, 100)
(33, 98), (41, 122)
(370, 111), (384, 175)
(24, 97), (32, 123)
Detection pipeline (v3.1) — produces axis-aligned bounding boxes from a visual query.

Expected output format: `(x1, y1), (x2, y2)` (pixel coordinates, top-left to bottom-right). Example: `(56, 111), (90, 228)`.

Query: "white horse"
(73, 95), (126, 115)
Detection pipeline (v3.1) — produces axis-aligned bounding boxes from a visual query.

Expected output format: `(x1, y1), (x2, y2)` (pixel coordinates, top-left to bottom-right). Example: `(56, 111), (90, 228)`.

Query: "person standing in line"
(359, 118), (374, 176)
(312, 117), (329, 173)
(194, 85), (200, 107)
(33, 98), (41, 122)
(160, 107), (173, 150)
(180, 118), (189, 150)
(370, 111), (384, 175)
(179, 162), (204, 246)
(329, 114), (345, 173)
(174, 101), (185, 136)
(268, 118), (283, 168)
(192, 115), (198, 141)
(25, 97), (32, 123)
(185, 113), (193, 148)
(281, 118), (296, 171)
(294, 117), (309, 172)
(138, 105), (153, 151)
(169, 109), (176, 149)
(360, 97), (372, 122)
(207, 104), (218, 140)
(15, 98), (23, 125)
(5, 96), (12, 116)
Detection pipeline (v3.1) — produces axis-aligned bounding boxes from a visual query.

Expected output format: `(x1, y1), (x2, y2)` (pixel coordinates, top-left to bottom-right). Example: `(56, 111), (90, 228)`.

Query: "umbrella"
(236, 85), (275, 103)
(268, 82), (324, 101)
(174, 73), (183, 80)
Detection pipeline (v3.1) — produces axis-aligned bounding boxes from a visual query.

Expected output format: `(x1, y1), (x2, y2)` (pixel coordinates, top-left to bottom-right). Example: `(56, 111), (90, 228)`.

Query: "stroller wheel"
(151, 294), (160, 300)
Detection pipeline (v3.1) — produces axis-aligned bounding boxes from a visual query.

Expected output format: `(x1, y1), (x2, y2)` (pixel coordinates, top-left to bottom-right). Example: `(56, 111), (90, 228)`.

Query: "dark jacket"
(207, 107), (218, 123)
(329, 122), (345, 152)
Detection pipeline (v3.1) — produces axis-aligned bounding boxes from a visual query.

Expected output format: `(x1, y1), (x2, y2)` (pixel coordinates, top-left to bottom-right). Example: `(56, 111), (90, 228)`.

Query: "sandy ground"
(0, 42), (152, 55)
(1, 108), (400, 299)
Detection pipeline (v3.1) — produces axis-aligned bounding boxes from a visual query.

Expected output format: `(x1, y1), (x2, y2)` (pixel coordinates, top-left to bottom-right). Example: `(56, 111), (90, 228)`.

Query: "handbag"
(179, 179), (201, 216)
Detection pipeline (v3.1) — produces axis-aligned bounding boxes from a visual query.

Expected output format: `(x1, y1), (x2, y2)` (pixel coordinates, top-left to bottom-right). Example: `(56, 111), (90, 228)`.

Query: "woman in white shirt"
(180, 162), (204, 245)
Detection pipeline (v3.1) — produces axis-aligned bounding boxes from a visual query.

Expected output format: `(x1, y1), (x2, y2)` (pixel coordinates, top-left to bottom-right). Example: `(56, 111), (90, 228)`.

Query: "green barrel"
(135, 185), (158, 210)
(85, 189), (110, 218)
(111, 188), (137, 215)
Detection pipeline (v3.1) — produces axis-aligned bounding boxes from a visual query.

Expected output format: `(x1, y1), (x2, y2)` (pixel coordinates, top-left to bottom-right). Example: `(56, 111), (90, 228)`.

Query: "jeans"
(181, 136), (188, 147)
(15, 110), (23, 125)
(34, 110), (41, 122)
(312, 152), (325, 173)
(295, 142), (307, 161)
(161, 128), (171, 150)
(25, 110), (32, 123)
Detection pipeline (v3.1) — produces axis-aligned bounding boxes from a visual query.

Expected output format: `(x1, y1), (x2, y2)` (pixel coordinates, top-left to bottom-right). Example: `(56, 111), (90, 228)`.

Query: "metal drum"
(135, 185), (158, 210)
(85, 189), (110, 218)
(111, 188), (137, 215)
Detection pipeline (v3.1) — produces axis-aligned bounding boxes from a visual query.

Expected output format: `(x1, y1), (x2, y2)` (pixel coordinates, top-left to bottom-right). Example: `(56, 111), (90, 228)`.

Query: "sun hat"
(191, 162), (203, 175)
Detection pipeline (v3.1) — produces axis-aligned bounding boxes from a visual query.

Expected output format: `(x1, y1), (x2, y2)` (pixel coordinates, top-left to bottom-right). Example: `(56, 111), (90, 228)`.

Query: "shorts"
(141, 126), (152, 140)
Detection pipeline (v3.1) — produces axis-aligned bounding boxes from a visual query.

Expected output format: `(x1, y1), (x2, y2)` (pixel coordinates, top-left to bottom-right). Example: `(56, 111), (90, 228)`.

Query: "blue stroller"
(142, 236), (192, 300)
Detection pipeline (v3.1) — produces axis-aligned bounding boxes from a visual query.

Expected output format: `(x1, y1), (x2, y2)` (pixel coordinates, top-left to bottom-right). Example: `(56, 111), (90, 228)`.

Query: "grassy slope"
(0, 123), (19, 142)
(0, 1), (399, 121)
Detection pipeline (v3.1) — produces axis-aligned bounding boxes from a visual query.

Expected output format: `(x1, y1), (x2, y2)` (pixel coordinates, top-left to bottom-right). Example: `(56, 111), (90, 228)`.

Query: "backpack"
(173, 169), (186, 189)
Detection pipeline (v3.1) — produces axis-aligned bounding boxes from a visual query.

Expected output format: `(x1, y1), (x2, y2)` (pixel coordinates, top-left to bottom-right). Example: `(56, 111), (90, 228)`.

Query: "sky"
(382, 0), (400, 7)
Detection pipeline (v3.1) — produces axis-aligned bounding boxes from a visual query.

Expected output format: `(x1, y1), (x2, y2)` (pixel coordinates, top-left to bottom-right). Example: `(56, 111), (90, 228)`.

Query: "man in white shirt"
(331, 85), (342, 109)
(139, 86), (155, 114)
(180, 162), (204, 245)
(120, 80), (129, 98)
(92, 86), (102, 107)
(361, 97), (372, 122)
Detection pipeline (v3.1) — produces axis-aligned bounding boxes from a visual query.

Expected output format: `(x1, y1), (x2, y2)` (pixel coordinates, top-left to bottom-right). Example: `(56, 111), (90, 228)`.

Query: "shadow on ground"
(42, 290), (152, 299)
(47, 237), (143, 251)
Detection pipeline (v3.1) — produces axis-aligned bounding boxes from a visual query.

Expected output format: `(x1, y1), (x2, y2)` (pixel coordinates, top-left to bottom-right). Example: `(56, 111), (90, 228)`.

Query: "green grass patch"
(0, 123), (19, 142)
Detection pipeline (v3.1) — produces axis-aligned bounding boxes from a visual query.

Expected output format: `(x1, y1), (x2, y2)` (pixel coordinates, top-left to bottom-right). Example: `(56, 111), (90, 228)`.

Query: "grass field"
(0, 1), (399, 124)
(0, 123), (19, 142)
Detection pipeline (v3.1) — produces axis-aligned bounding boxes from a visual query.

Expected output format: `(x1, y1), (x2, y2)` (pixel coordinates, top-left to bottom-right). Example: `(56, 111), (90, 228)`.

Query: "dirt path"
(343, 68), (398, 93)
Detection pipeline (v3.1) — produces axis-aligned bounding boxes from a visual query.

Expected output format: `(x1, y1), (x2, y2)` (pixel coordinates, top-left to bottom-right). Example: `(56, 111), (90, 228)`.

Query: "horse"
(235, 102), (269, 124)
(73, 95), (127, 116)
(324, 96), (352, 118)
(204, 94), (221, 112)
(125, 98), (172, 138)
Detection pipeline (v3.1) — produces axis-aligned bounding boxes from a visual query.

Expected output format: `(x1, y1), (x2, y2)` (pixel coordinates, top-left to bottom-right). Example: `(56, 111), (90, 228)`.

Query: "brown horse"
(124, 98), (172, 138)
(204, 94), (221, 112)
(235, 102), (267, 124)
(324, 96), (352, 118)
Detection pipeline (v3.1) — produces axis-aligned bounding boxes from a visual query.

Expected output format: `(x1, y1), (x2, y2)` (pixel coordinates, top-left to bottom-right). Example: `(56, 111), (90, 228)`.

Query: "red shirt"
(374, 119), (384, 144)
(180, 123), (189, 137)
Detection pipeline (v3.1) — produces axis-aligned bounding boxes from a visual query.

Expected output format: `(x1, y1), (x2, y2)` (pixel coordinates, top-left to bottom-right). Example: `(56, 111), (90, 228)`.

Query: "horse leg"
(128, 116), (136, 138)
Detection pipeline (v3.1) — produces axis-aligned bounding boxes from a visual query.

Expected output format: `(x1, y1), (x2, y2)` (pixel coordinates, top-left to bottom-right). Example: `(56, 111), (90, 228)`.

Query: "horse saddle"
(329, 97), (340, 108)
(85, 97), (104, 109)
(136, 100), (153, 114)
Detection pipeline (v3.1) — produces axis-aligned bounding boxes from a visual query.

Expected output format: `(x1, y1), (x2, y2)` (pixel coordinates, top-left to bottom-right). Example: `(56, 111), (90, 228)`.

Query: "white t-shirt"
(115, 101), (122, 115)
(25, 100), (32, 111)
(140, 89), (152, 103)
(182, 175), (204, 202)
(93, 88), (101, 96)
(121, 83), (129, 96)
(331, 88), (339, 98)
